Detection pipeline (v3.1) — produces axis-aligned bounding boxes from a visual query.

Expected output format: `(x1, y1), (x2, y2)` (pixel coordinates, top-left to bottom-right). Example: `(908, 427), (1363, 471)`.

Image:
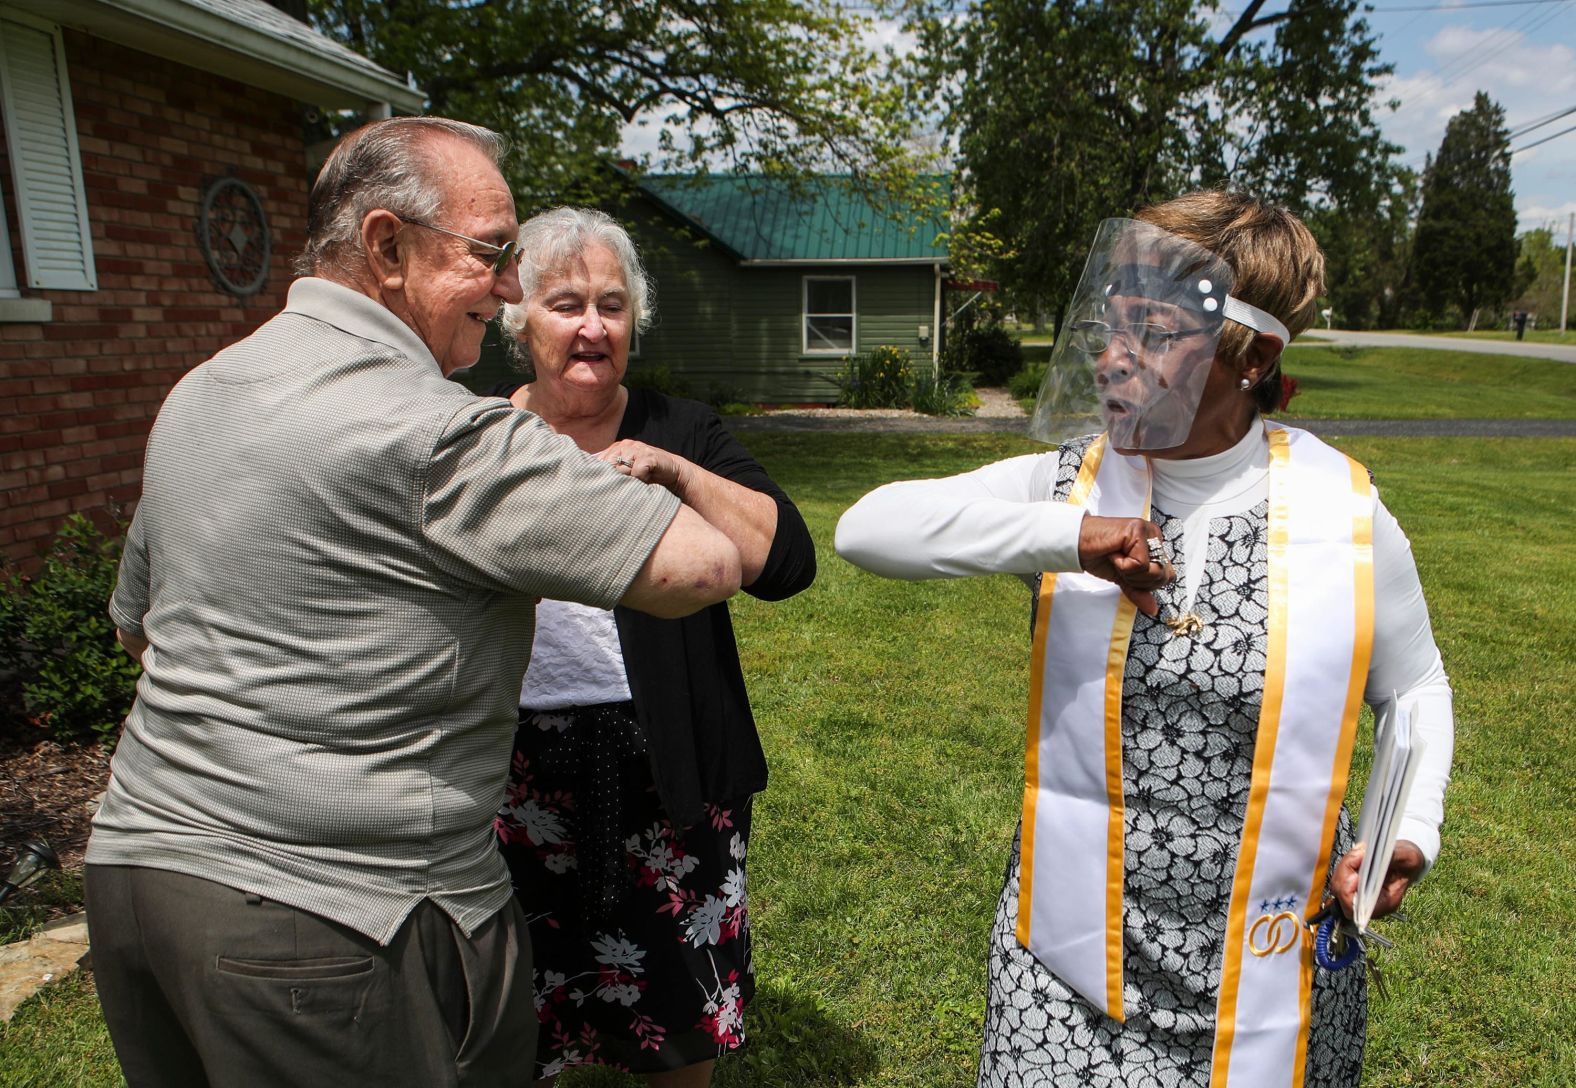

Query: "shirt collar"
(284, 277), (442, 375)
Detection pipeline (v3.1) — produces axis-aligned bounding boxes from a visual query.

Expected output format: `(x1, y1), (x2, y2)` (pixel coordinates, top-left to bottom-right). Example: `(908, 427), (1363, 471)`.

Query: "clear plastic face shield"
(1026, 218), (1290, 452)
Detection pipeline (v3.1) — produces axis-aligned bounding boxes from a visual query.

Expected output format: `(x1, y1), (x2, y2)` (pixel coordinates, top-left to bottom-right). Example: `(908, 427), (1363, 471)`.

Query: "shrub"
(942, 323), (1024, 386)
(1008, 360), (1048, 401)
(833, 345), (914, 409)
(624, 364), (693, 398)
(700, 383), (761, 415)
(909, 372), (977, 416)
(1, 514), (140, 745)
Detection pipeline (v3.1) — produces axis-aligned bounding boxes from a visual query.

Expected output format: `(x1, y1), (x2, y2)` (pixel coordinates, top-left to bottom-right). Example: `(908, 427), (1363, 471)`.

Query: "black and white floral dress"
(976, 437), (1367, 1088)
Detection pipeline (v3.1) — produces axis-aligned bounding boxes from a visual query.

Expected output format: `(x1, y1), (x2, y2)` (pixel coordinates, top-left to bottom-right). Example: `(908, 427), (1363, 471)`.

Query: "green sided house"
(619, 174), (949, 404)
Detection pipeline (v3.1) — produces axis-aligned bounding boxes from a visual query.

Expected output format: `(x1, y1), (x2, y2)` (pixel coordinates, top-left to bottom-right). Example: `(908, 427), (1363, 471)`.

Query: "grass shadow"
(560, 978), (879, 1087)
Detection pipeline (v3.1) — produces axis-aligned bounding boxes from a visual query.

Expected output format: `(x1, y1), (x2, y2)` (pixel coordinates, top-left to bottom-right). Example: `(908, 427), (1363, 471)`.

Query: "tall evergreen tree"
(1411, 92), (1518, 324)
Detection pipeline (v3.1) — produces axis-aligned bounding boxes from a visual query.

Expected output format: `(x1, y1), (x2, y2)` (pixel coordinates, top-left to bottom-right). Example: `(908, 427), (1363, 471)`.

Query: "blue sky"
(1364, 0), (1576, 234)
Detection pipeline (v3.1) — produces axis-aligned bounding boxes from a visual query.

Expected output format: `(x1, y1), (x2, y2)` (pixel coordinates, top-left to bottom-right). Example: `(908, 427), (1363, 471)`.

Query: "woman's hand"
(1078, 515), (1173, 617)
(1329, 840), (1426, 922)
(596, 440), (692, 496)
(598, 438), (779, 586)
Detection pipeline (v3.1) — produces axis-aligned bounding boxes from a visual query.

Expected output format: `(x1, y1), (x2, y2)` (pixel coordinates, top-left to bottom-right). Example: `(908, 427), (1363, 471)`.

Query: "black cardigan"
(496, 384), (817, 826)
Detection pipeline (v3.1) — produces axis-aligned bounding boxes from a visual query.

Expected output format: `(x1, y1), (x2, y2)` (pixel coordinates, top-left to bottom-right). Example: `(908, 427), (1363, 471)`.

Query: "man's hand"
(1077, 515), (1172, 617)
(1329, 840), (1426, 922)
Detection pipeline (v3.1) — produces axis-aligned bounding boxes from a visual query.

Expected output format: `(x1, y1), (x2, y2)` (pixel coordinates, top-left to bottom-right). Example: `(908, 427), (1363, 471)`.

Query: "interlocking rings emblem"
(1248, 910), (1304, 957)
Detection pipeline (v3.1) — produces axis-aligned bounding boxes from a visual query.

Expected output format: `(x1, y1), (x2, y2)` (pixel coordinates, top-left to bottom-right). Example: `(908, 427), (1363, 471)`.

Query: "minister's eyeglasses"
(1068, 320), (1209, 357)
(401, 218), (522, 276)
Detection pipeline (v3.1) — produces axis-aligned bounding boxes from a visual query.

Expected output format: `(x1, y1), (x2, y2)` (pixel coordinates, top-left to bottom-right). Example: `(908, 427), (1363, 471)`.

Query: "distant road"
(1297, 328), (1576, 364)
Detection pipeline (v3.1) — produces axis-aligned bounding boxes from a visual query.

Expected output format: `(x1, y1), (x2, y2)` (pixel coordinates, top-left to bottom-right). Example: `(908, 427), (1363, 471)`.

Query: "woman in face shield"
(835, 191), (1453, 1088)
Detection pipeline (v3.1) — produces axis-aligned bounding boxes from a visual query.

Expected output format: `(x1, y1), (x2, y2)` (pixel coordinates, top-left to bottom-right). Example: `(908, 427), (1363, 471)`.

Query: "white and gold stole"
(1016, 422), (1374, 1088)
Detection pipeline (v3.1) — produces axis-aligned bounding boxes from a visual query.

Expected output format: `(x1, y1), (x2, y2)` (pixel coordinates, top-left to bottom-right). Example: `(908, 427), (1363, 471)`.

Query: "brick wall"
(0, 31), (308, 566)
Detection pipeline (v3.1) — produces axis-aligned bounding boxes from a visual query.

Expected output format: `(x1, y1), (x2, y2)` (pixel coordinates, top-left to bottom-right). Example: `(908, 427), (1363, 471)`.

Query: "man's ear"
(1241, 332), (1285, 388)
(362, 210), (407, 291)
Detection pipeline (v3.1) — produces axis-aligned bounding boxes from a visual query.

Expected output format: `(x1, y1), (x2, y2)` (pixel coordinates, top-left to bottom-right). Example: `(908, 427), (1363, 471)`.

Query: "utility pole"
(1563, 211), (1573, 334)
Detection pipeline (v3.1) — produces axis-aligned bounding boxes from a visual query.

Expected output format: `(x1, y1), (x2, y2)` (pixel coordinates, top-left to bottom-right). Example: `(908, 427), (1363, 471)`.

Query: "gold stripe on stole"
(1017, 437), (1107, 952)
(1103, 591), (1138, 1015)
(1210, 428), (1293, 1088)
(1290, 454), (1376, 1087)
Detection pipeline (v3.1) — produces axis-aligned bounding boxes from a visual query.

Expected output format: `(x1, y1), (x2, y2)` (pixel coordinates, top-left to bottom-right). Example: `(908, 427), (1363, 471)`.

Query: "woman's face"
(1092, 294), (1218, 453)
(523, 243), (632, 397)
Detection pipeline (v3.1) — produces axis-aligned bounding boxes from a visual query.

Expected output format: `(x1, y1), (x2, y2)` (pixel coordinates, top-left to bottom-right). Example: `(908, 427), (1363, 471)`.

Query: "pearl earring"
(1239, 377), (1252, 391)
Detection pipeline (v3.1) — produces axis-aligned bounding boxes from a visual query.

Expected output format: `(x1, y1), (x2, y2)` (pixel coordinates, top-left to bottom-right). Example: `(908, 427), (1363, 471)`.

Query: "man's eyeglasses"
(1067, 320), (1209, 357)
(401, 218), (522, 276)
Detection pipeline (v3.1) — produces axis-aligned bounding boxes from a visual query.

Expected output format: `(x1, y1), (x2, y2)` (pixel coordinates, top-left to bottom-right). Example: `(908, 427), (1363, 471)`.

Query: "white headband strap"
(1223, 295), (1290, 345)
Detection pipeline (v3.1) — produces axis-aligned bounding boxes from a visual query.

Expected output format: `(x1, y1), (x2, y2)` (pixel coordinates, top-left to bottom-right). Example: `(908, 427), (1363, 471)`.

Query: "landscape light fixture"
(0, 840), (60, 906)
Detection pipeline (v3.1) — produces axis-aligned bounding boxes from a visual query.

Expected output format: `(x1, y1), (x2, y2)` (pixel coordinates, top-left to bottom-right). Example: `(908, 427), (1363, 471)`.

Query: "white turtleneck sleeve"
(834, 453), (1085, 579)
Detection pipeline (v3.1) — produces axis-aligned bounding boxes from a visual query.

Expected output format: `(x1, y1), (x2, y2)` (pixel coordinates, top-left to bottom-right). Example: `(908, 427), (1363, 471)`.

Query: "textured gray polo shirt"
(89, 277), (680, 944)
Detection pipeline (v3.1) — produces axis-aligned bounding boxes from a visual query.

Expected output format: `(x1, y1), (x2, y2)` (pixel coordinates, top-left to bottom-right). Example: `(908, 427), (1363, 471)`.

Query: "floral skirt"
(495, 702), (754, 1077)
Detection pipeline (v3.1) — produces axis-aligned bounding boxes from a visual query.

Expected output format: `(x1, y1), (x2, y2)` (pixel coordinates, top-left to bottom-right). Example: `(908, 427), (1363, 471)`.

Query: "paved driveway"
(1297, 329), (1576, 364)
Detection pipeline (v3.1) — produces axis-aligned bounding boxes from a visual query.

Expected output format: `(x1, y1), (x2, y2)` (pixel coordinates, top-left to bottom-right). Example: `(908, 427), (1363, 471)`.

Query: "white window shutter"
(0, 12), (96, 291)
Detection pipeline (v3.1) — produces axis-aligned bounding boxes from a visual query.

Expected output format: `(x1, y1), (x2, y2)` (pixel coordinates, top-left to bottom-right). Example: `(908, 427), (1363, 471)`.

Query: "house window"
(0, 7), (96, 307)
(803, 276), (855, 354)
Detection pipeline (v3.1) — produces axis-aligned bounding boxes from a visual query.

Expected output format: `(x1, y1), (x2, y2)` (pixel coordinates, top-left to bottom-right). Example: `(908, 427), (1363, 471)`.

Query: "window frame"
(801, 275), (856, 355)
(0, 181), (17, 299)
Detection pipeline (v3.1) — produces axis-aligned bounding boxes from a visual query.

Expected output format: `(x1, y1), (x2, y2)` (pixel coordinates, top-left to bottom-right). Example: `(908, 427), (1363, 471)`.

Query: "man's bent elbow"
(620, 514), (741, 618)
(672, 547), (742, 617)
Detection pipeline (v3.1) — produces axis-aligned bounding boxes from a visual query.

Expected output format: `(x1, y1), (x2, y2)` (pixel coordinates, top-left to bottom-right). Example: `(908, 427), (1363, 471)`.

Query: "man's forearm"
(117, 628), (148, 665)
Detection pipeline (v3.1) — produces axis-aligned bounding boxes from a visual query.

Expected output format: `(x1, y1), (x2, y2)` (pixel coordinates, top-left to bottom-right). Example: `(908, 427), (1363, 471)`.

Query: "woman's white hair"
(500, 207), (655, 347)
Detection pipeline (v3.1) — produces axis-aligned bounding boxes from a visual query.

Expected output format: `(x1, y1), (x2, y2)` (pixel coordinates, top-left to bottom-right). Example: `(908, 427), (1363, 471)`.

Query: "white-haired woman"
(492, 207), (815, 1087)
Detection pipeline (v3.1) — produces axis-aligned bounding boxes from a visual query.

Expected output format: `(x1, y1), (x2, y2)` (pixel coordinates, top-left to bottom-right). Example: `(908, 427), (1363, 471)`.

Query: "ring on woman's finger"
(614, 457), (633, 468)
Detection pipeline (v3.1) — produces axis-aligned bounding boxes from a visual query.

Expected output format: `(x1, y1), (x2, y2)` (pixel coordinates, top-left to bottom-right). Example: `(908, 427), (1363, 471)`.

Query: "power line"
(1375, 0), (1573, 10)
(1511, 120), (1576, 155)
(1509, 103), (1576, 140)
(1387, 0), (1572, 128)
(1390, 0), (1576, 165)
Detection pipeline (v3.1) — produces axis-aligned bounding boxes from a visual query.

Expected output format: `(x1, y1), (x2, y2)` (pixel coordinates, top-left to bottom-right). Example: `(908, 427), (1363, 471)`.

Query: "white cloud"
(1517, 200), (1576, 233)
(1375, 25), (1576, 231)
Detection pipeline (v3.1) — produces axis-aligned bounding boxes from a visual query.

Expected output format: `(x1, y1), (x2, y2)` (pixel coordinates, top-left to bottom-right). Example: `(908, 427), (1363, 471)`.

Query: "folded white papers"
(1352, 697), (1427, 932)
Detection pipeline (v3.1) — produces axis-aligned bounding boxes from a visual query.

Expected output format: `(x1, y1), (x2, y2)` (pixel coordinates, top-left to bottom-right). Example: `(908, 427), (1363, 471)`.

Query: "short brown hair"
(1136, 191), (1324, 413)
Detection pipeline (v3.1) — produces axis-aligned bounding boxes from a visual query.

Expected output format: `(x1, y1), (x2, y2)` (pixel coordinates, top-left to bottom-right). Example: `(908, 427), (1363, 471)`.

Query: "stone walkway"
(0, 912), (89, 1023)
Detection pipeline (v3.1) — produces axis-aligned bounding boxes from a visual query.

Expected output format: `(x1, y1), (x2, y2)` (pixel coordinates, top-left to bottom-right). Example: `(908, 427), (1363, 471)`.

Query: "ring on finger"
(614, 457), (633, 468)
(1145, 535), (1170, 566)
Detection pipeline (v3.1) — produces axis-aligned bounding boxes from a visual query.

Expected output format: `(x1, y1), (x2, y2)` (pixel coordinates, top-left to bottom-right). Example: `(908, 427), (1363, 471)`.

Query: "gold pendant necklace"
(1163, 611), (1205, 637)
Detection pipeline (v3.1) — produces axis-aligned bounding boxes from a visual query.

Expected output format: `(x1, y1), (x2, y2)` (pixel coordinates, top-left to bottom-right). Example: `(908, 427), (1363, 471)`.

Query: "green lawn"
(1280, 346), (1576, 419)
(1024, 326), (1576, 348)
(1011, 344), (1575, 420)
(1432, 328), (1576, 347)
(6, 432), (1571, 1087)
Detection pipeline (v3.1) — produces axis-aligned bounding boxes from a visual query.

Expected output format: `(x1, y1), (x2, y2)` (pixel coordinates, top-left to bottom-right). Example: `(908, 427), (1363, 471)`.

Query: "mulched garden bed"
(0, 731), (112, 877)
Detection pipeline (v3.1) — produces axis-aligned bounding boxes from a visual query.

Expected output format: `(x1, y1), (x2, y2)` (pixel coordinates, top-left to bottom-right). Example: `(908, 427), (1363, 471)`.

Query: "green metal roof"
(634, 174), (949, 264)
